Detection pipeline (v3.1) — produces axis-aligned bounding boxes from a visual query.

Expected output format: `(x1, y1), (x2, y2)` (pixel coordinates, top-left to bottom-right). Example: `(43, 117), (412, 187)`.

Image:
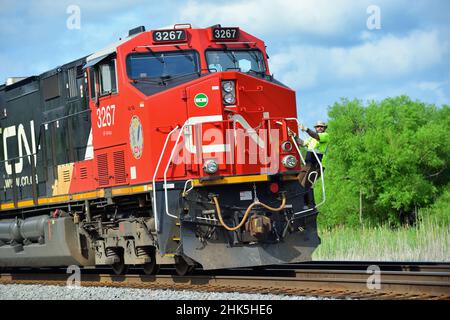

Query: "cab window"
(89, 69), (97, 100)
(126, 51), (199, 80)
(89, 58), (117, 100)
(206, 49), (266, 74)
(98, 59), (117, 95)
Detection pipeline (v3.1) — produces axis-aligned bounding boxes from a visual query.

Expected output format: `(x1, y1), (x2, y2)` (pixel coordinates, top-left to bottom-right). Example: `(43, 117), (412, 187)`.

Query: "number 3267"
(96, 105), (116, 128)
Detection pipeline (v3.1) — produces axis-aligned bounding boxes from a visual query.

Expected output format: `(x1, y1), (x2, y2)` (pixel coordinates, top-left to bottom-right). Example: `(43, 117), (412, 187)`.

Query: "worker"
(291, 120), (330, 188)
(297, 120), (330, 165)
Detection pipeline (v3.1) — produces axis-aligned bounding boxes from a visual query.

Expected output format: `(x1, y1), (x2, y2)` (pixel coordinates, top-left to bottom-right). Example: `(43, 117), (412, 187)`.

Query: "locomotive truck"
(0, 24), (322, 275)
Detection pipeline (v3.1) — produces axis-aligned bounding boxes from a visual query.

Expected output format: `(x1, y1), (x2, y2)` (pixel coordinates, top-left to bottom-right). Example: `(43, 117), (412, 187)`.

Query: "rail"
(1, 262), (449, 299)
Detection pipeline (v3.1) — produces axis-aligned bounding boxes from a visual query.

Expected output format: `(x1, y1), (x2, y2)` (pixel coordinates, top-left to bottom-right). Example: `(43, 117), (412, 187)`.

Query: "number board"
(212, 27), (239, 41)
(152, 29), (187, 43)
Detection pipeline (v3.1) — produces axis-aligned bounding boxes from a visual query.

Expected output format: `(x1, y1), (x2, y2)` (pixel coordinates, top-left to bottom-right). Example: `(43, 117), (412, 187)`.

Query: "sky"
(0, 0), (449, 126)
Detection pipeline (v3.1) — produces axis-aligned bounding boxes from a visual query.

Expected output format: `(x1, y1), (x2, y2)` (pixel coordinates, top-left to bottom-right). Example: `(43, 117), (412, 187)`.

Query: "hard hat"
(314, 120), (327, 128)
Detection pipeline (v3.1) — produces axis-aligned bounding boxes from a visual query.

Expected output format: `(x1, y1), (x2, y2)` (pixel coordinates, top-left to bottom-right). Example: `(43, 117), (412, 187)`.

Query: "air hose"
(212, 193), (286, 231)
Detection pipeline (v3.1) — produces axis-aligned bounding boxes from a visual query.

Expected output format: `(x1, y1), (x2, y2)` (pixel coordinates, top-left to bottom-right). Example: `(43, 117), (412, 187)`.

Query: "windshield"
(126, 51), (199, 80)
(206, 50), (266, 73)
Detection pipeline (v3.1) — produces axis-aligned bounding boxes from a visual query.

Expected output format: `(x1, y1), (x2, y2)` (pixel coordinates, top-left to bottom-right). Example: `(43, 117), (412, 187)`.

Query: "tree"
(317, 96), (449, 227)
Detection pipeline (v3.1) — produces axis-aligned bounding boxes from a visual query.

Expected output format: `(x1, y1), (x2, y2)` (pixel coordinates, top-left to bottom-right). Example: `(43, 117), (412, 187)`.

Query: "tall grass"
(313, 213), (449, 262)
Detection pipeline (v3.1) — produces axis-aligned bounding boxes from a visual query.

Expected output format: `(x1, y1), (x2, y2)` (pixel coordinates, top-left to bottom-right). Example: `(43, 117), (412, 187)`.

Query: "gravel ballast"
(0, 283), (332, 300)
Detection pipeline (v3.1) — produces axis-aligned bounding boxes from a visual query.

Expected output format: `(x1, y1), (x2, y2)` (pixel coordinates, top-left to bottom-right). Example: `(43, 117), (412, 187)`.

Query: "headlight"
(282, 155), (297, 169)
(223, 93), (236, 104)
(221, 80), (236, 105)
(203, 160), (218, 174)
(222, 81), (234, 93)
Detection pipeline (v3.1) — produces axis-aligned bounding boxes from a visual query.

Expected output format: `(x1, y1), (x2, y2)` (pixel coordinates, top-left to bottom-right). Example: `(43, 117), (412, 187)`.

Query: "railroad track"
(1, 262), (449, 300)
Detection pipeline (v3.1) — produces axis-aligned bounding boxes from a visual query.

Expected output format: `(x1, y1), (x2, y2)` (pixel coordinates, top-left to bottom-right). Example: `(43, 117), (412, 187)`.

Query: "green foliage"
(419, 187), (450, 226)
(318, 96), (449, 227)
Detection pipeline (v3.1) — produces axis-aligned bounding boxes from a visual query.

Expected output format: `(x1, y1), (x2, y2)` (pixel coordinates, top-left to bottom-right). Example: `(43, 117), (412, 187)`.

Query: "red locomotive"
(0, 24), (321, 275)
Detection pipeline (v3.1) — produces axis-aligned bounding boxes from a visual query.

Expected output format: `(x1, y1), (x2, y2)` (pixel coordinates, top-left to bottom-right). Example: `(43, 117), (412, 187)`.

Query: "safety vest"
(305, 132), (330, 154)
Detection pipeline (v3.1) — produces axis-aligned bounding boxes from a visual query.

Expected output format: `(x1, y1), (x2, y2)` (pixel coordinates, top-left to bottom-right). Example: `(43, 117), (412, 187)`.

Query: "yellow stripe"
(0, 184), (152, 212)
(111, 184), (152, 196)
(17, 200), (35, 208)
(38, 195), (70, 205)
(0, 203), (15, 210)
(193, 174), (269, 186)
(71, 190), (105, 201)
(192, 173), (298, 186)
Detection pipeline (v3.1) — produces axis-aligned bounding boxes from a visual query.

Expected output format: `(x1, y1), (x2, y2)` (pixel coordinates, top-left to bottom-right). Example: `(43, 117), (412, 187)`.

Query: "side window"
(67, 67), (78, 98)
(99, 59), (117, 96)
(67, 65), (85, 99)
(89, 68), (97, 100)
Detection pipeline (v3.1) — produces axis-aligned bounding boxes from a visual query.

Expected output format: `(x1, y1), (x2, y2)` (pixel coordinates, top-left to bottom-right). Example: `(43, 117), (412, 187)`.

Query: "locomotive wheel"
(143, 259), (160, 275)
(174, 256), (194, 276)
(111, 256), (128, 275)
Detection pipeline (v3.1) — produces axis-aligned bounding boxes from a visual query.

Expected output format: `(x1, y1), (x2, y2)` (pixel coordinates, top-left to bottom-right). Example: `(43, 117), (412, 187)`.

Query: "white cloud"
(23, 0), (148, 17)
(178, 0), (416, 38)
(270, 29), (448, 90)
(179, 0), (368, 37)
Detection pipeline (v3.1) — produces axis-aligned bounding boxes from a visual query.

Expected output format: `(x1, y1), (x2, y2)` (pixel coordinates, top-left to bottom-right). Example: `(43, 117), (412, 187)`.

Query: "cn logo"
(1, 120), (37, 175)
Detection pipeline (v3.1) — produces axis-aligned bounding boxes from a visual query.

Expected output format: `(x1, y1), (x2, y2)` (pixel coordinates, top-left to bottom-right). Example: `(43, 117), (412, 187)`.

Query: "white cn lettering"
(3, 125), (16, 175)
(3, 121), (37, 175)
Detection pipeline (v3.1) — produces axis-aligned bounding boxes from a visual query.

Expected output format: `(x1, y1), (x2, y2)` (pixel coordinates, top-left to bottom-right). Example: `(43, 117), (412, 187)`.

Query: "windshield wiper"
(247, 51), (266, 75)
(247, 69), (266, 76)
(174, 45), (194, 63)
(247, 50), (256, 60)
(145, 47), (164, 64)
(248, 51), (261, 65)
(130, 77), (165, 86)
(224, 51), (237, 64)
(157, 71), (201, 83)
(131, 70), (200, 87)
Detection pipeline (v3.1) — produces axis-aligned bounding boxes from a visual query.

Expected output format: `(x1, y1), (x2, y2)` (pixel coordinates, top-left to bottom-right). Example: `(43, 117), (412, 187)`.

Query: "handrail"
(163, 122), (189, 219)
(152, 126), (179, 232)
